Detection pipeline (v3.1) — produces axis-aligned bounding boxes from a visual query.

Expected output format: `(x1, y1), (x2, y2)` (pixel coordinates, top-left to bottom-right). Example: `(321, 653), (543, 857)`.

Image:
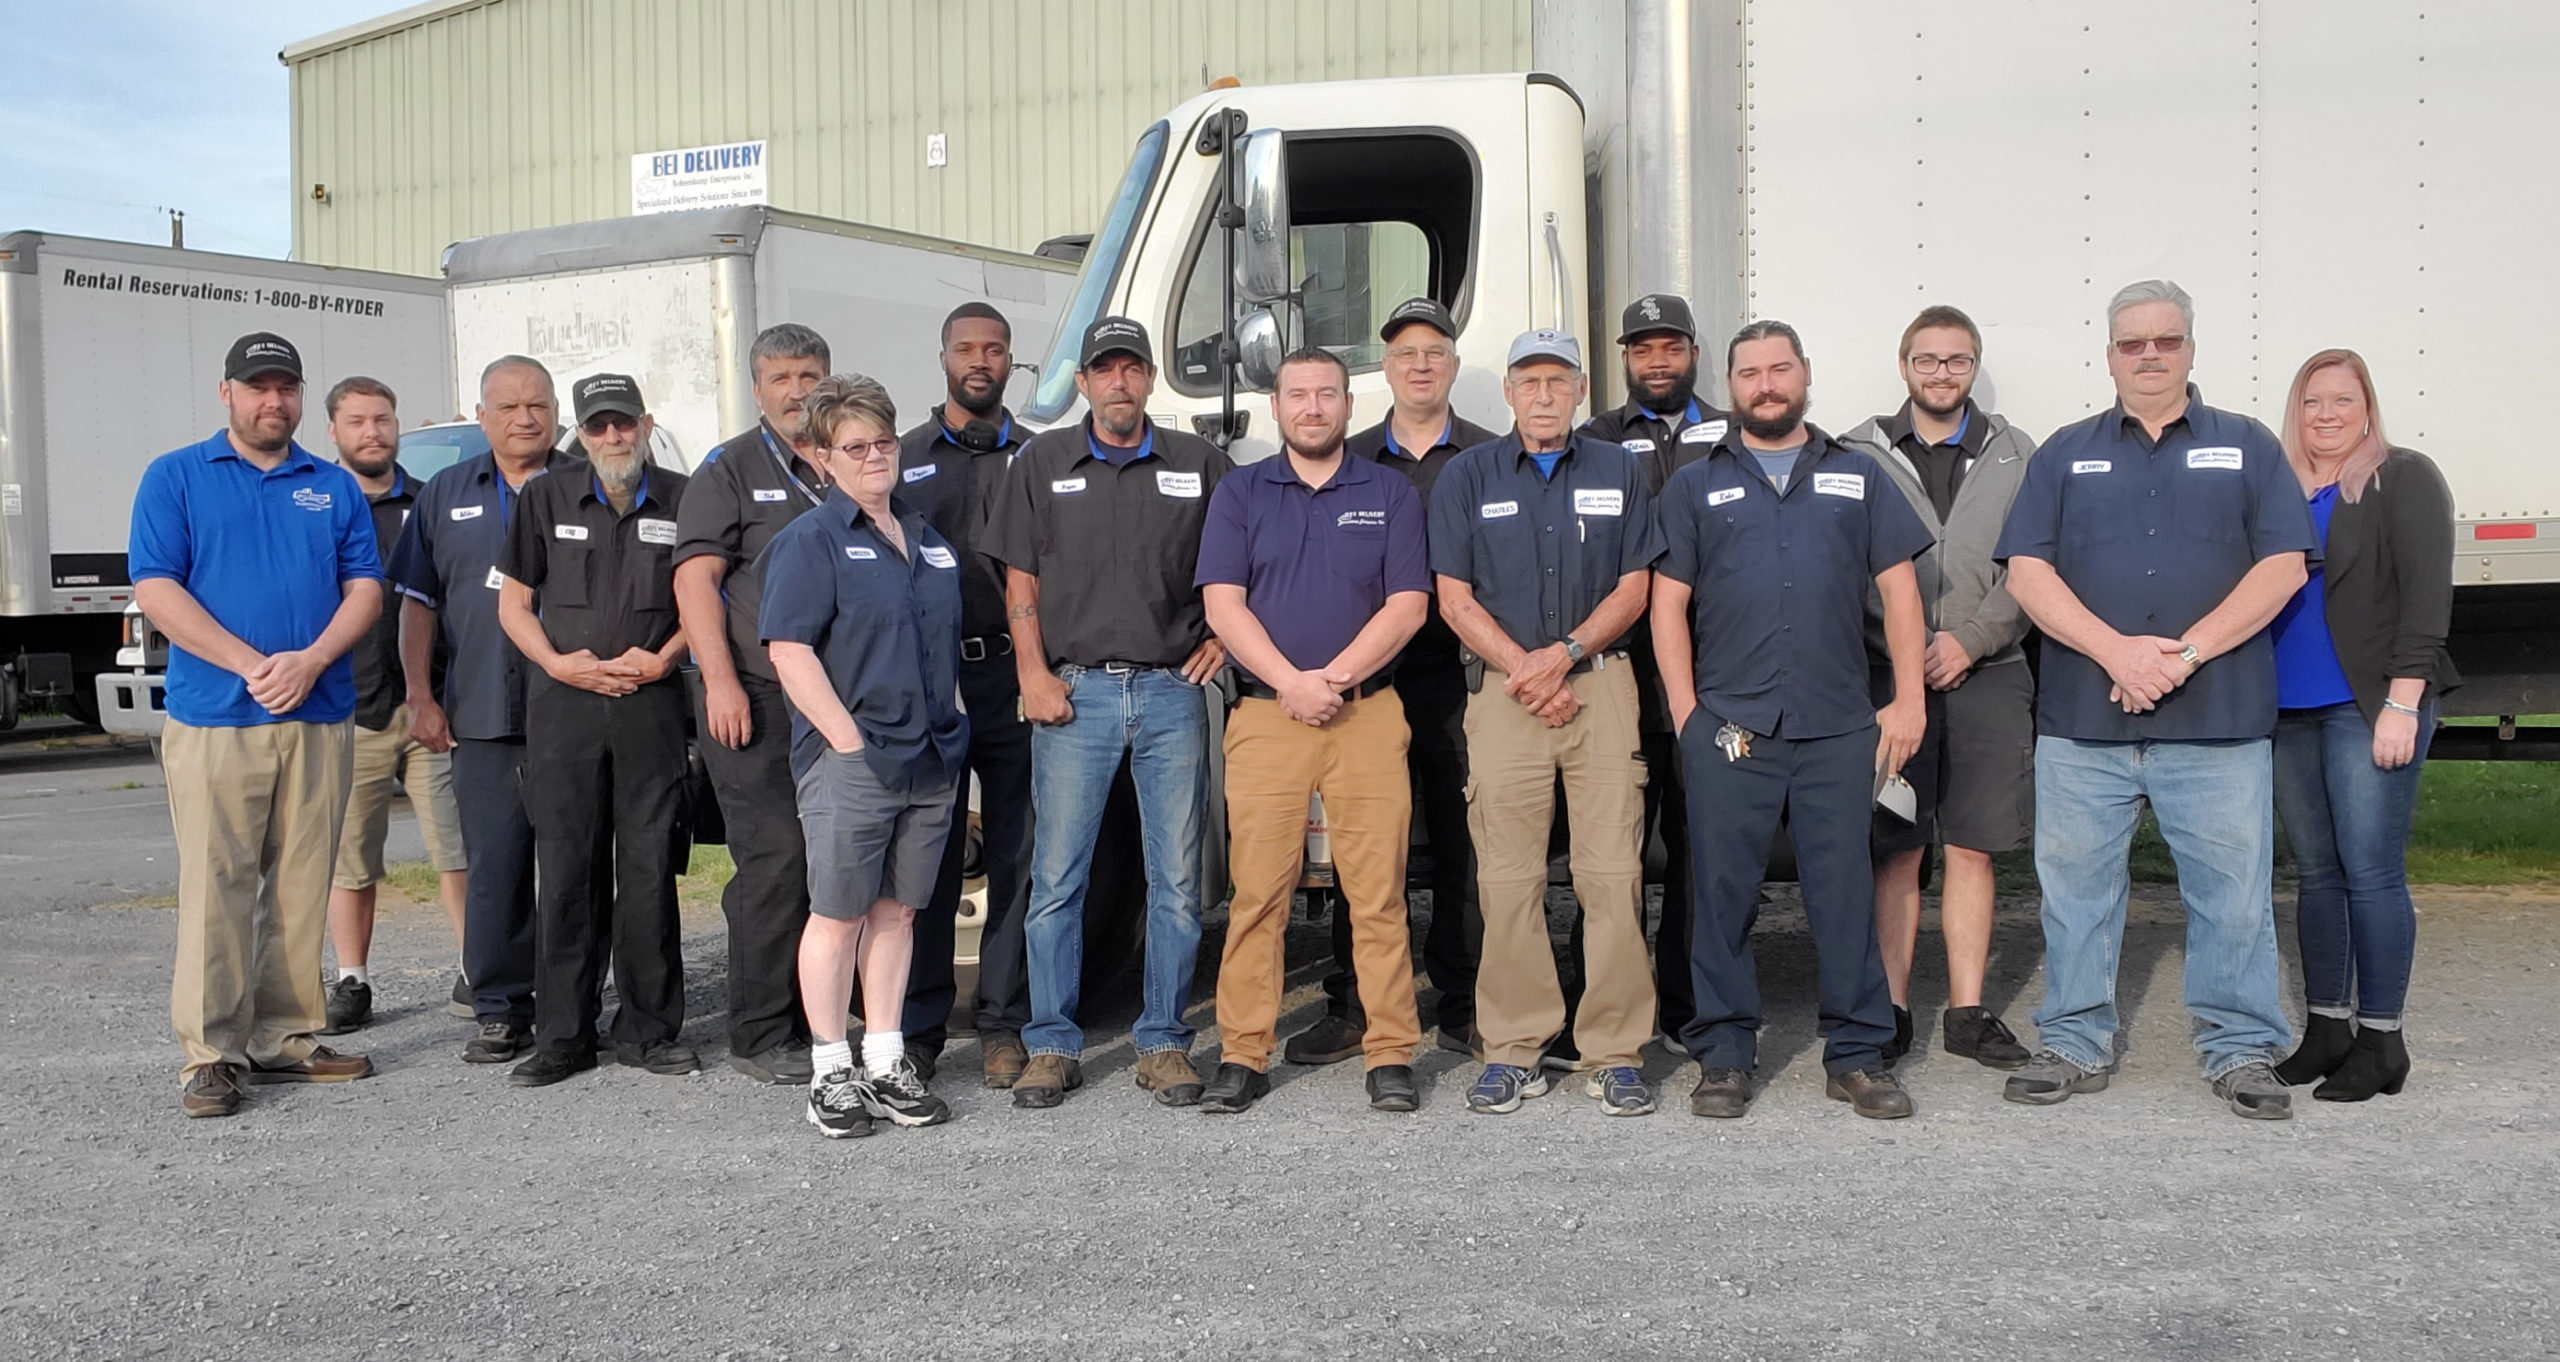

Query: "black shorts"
(1872, 658), (2035, 855)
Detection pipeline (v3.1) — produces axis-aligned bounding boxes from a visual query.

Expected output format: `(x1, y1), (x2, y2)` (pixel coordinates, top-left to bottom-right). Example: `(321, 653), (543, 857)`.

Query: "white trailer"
(1026, 0), (2560, 752)
(438, 207), (1077, 465)
(0, 231), (450, 733)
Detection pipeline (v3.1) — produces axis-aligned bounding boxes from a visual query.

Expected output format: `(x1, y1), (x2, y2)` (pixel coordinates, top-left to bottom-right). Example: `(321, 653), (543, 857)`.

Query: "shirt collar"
(939, 408), (1016, 449)
(1633, 396), (1703, 427)
(583, 463), (653, 510)
(1500, 429), (1586, 472)
(1884, 398), (1987, 456)
(363, 465), (416, 504)
(1252, 447), (1374, 492)
(1083, 416), (1155, 466)
(2110, 383), (2203, 443)
(1379, 415), (1453, 461)
(828, 485), (919, 537)
(204, 430), (319, 474)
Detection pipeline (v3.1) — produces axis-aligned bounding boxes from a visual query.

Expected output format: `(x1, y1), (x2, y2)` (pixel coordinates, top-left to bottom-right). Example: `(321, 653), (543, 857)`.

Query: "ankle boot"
(2273, 1012), (2356, 1086)
(2314, 1027), (2409, 1102)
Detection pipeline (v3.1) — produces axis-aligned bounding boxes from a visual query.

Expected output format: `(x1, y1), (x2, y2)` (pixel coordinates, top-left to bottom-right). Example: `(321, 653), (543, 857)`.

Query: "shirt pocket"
(543, 539), (594, 608)
(633, 542), (677, 613)
(1813, 499), (1868, 570)
(1326, 520), (1391, 588)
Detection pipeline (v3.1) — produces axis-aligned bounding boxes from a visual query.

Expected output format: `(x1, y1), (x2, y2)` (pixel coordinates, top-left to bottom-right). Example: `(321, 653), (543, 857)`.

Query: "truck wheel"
(60, 680), (101, 729)
(0, 666), (18, 731)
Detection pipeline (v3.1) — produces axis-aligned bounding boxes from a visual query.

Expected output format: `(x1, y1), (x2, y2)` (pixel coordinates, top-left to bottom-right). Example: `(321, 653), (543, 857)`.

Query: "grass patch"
(378, 843), (736, 908)
(107, 780), (144, 791)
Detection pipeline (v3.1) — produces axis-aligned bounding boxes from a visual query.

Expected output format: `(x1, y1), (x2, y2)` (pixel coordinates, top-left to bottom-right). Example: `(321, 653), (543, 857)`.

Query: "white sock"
(862, 1031), (905, 1078)
(2360, 1015), (2404, 1033)
(2309, 1004), (2354, 1021)
(338, 965), (369, 984)
(811, 1040), (854, 1082)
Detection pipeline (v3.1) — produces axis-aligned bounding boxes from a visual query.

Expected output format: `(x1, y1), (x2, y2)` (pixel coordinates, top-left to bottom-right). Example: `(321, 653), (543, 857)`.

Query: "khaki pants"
(333, 705), (467, 889)
(162, 717), (354, 1073)
(1216, 691), (1421, 1071)
(1467, 661), (1656, 1069)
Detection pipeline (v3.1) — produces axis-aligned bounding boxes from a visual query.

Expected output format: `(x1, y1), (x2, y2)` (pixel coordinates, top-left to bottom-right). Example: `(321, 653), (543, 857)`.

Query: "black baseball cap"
(1079, 315), (1154, 369)
(1617, 293), (1697, 344)
(573, 373), (646, 423)
(1378, 296), (1457, 343)
(223, 332), (303, 383)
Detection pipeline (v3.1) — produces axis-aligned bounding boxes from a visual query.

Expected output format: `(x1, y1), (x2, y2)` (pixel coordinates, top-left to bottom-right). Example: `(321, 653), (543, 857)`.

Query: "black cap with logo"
(1079, 315), (1154, 369)
(1616, 293), (1697, 344)
(1378, 296), (1458, 343)
(223, 332), (304, 383)
(573, 373), (647, 423)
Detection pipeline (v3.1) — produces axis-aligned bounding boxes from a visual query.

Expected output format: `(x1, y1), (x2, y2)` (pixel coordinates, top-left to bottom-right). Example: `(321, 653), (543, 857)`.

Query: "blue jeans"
(2032, 736), (2291, 1079)
(1022, 665), (1209, 1059)
(2272, 701), (2431, 1021)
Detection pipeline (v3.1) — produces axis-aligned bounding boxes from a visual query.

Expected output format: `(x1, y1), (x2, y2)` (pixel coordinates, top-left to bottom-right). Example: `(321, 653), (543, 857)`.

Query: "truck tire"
(59, 679), (101, 730)
(0, 666), (18, 731)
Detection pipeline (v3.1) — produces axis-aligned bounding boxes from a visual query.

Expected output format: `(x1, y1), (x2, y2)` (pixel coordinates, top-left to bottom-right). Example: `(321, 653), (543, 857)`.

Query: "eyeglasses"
(832, 437), (901, 460)
(1907, 354), (1977, 376)
(580, 413), (639, 436)
(1385, 345), (1455, 367)
(2112, 334), (2189, 357)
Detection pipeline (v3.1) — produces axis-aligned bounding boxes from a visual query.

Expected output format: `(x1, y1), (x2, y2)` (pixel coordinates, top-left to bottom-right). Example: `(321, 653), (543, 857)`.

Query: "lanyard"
(763, 426), (822, 507)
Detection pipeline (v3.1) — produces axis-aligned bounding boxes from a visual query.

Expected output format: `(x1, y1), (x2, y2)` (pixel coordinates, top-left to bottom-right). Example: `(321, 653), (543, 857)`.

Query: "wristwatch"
(2178, 642), (2203, 672)
(1563, 637), (1588, 664)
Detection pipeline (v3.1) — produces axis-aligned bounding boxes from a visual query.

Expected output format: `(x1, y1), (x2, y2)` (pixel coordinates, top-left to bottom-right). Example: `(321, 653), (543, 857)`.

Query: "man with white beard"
(496, 374), (696, 1088)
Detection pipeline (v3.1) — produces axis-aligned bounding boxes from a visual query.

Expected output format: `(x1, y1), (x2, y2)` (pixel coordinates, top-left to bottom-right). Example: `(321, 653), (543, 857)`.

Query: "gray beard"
(595, 452), (646, 501)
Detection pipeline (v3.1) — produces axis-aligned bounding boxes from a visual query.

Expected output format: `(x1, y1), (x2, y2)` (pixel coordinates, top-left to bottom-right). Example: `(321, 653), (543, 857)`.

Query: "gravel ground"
(3, 739), (2554, 1359)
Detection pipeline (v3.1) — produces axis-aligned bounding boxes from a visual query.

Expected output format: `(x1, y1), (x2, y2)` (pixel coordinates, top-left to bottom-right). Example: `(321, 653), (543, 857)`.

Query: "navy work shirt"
(1429, 432), (1664, 657)
(672, 422), (826, 684)
(895, 408), (1025, 640)
(1657, 427), (1934, 740)
(758, 489), (969, 791)
(1995, 388), (2318, 742)
(1348, 410), (1499, 667)
(352, 465), (441, 730)
(1193, 450), (1431, 681)
(1583, 396), (1733, 493)
(388, 450), (579, 741)
(127, 431), (382, 728)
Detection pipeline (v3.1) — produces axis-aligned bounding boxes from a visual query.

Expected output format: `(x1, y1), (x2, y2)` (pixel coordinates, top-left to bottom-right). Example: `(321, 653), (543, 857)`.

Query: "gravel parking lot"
(3, 727), (2553, 1360)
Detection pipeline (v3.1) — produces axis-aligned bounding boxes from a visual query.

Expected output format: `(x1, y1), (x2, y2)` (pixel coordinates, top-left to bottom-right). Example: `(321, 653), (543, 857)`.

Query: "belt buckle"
(960, 637), (987, 663)
(1104, 661), (1139, 675)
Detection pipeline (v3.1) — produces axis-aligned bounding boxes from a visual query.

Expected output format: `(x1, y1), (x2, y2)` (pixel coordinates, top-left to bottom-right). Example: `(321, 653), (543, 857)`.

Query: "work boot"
(181, 1063), (244, 1119)
(1011, 1053), (1083, 1109)
(1824, 1066), (1915, 1119)
(1688, 1067), (1754, 1119)
(980, 1032), (1029, 1089)
(1134, 1049), (1205, 1107)
(1198, 1063), (1270, 1114)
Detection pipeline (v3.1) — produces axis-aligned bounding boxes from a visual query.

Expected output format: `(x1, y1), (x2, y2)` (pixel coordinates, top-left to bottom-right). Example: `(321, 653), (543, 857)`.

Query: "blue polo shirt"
(1995, 390), (2318, 742)
(1657, 428), (1934, 740)
(127, 431), (382, 727)
(759, 488), (969, 791)
(386, 449), (579, 742)
(1428, 432), (1663, 656)
(1194, 451), (1429, 681)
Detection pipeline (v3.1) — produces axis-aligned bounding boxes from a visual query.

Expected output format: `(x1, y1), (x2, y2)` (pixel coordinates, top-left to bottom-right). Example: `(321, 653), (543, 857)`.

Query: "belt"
(959, 634), (1014, 662)
(1237, 675), (1395, 703)
(1567, 648), (1630, 676)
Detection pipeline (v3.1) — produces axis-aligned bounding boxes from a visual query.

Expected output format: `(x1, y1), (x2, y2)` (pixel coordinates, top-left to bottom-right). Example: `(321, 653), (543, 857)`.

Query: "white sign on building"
(631, 139), (769, 216)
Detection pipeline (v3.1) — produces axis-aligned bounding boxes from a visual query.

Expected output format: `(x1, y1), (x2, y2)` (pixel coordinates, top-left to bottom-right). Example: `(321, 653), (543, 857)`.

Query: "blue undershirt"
(2272, 483), (2357, 709)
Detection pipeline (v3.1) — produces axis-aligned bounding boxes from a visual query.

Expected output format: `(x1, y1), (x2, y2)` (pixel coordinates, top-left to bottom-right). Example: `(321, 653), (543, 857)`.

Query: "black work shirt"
(671, 422), (828, 684)
(1995, 389), (2317, 743)
(352, 465), (441, 731)
(387, 450), (581, 742)
(1349, 410), (1499, 666)
(758, 489), (968, 790)
(500, 465), (691, 697)
(1582, 396), (1733, 493)
(895, 408), (1026, 640)
(985, 419), (1233, 668)
(1882, 398), (1990, 521)
(1429, 432), (1663, 656)
(1657, 427), (1933, 740)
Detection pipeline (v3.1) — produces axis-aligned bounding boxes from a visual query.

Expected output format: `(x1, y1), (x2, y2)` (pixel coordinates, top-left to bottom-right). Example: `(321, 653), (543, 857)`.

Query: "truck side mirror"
(1235, 309), (1284, 390)
(1234, 129), (1291, 303)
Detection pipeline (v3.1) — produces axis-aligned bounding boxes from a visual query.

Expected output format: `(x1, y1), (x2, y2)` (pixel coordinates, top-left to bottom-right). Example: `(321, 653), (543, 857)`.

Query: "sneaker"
(805, 1068), (876, 1139)
(1282, 1013), (1367, 1066)
(2003, 1049), (2110, 1106)
(181, 1062), (244, 1119)
(321, 977), (372, 1035)
(1689, 1067), (1754, 1119)
(1585, 1065), (1659, 1117)
(1198, 1062), (1270, 1114)
(1538, 1034), (1581, 1074)
(245, 1045), (373, 1084)
(1825, 1066), (1916, 1119)
(1011, 1053), (1083, 1109)
(980, 1032), (1029, 1089)
(462, 1021), (530, 1064)
(1881, 1005), (1914, 1067)
(2211, 1061), (2294, 1121)
(617, 1042), (700, 1076)
(1466, 1062), (1553, 1114)
(731, 1042), (815, 1085)
(446, 972), (476, 1020)
(868, 1058), (951, 1128)
(1134, 1049), (1205, 1107)
(507, 1048), (597, 1088)
(1942, 1006), (2032, 1070)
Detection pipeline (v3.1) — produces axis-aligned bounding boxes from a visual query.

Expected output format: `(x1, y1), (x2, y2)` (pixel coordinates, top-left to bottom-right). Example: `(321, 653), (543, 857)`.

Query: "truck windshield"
(1025, 119), (1171, 424)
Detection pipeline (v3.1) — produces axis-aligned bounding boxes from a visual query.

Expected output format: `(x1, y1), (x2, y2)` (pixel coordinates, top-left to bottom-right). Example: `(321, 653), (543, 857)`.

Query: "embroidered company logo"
(1572, 488), (1624, 516)
(920, 544), (958, 569)
(2187, 446), (2245, 471)
(1337, 509), (1387, 529)
(291, 487), (333, 512)
(1812, 473), (1865, 499)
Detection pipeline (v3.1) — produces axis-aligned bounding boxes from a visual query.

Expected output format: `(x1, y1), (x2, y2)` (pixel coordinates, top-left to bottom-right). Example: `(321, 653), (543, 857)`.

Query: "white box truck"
(438, 207), (1077, 465)
(1022, 0), (2560, 756)
(0, 231), (451, 734)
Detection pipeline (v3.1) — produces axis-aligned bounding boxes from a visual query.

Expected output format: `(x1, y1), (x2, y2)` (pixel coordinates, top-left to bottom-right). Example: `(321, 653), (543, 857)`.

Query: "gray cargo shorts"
(794, 748), (959, 921)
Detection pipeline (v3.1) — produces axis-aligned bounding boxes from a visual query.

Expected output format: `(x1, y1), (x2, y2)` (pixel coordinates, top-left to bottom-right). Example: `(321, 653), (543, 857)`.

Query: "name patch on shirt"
(1681, 420), (1728, 444)
(1812, 473), (1866, 499)
(903, 464), (939, 483)
(450, 504), (486, 521)
(752, 488), (789, 502)
(1618, 438), (1657, 455)
(2187, 446), (2245, 471)
(291, 488), (333, 512)
(1155, 470), (1202, 498)
(1050, 477), (1088, 495)
(555, 524), (590, 541)
(2072, 460), (2112, 475)
(920, 544), (958, 569)
(637, 518), (678, 546)
(845, 546), (878, 561)
(1572, 488), (1625, 516)
(1480, 500), (1520, 520)
(484, 566), (505, 590)
(1337, 509), (1387, 529)
(1708, 486), (1746, 508)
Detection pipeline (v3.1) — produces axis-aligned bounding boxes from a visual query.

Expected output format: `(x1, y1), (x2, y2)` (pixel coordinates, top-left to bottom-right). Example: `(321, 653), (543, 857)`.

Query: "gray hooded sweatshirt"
(1841, 406), (2040, 670)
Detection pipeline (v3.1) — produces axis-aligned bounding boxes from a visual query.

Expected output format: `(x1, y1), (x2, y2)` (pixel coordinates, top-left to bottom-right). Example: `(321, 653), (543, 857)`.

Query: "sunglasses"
(580, 412), (639, 436)
(2112, 335), (2189, 357)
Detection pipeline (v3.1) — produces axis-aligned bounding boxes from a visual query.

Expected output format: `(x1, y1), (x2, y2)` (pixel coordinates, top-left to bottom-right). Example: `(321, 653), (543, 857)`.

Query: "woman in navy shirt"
(2265, 350), (2457, 1101)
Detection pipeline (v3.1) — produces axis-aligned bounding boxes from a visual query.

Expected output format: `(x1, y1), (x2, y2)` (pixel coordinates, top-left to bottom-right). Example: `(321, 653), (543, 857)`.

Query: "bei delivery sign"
(632, 139), (769, 215)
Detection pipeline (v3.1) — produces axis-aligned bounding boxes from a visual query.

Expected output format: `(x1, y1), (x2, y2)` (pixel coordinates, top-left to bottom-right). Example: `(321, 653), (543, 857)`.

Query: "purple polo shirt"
(1194, 450), (1430, 683)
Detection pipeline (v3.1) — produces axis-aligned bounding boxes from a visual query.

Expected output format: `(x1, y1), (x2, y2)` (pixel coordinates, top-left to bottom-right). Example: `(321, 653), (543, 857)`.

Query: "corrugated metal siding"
(289, 0), (1533, 275)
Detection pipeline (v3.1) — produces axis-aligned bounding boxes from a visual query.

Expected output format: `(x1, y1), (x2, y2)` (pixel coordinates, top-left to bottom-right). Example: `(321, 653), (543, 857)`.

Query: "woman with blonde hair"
(2264, 349), (2457, 1101)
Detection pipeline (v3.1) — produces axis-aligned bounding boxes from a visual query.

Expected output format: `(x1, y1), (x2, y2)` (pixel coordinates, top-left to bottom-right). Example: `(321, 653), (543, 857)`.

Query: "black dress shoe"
(904, 1040), (941, 1084)
(2315, 1026), (2409, 1101)
(2274, 1012), (2357, 1086)
(1282, 1013), (1366, 1066)
(1942, 1006), (2031, 1070)
(321, 977), (372, 1035)
(1198, 1063), (1270, 1114)
(616, 1042), (700, 1075)
(1881, 1006), (1914, 1067)
(1366, 1064), (1419, 1112)
(507, 1048), (597, 1088)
